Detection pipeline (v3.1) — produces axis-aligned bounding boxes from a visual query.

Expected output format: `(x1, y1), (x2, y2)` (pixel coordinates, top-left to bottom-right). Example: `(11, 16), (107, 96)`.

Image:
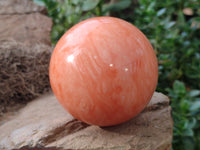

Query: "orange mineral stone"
(49, 17), (158, 126)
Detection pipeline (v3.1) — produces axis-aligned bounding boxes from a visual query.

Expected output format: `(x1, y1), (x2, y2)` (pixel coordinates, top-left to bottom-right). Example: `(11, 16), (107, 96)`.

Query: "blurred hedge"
(34, 0), (200, 149)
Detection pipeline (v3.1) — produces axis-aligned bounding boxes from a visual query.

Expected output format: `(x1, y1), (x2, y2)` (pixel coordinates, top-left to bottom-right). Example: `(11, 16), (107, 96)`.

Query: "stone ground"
(0, 92), (173, 150)
(0, 0), (52, 117)
(0, 0), (173, 149)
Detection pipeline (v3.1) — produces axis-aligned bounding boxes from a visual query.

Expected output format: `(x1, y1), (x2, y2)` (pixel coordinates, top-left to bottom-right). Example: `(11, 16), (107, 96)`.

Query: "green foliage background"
(34, 0), (200, 149)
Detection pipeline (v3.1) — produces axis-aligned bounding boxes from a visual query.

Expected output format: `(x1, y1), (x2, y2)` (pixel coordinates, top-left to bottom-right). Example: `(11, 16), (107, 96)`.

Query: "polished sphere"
(49, 17), (158, 126)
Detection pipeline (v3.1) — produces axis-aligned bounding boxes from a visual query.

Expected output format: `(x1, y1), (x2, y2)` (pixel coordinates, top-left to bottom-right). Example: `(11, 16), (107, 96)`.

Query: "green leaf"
(165, 21), (176, 29)
(188, 90), (200, 97)
(72, 0), (81, 5)
(183, 128), (194, 136)
(178, 11), (185, 25)
(147, 1), (156, 13)
(184, 118), (197, 129)
(81, 0), (100, 11)
(157, 8), (166, 16)
(188, 118), (197, 129)
(183, 137), (195, 150)
(173, 80), (186, 95)
(190, 101), (200, 111)
(103, 0), (132, 12)
(191, 17), (200, 22)
(180, 99), (189, 112)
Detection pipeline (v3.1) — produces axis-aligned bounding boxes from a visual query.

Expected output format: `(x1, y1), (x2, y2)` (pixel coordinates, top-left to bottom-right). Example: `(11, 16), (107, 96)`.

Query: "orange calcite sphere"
(49, 17), (158, 126)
